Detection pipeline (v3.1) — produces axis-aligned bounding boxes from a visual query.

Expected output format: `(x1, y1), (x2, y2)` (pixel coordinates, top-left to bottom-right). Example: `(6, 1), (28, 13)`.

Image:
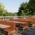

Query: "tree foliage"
(17, 0), (35, 16)
(0, 3), (5, 16)
(0, 3), (16, 16)
(28, 0), (35, 15)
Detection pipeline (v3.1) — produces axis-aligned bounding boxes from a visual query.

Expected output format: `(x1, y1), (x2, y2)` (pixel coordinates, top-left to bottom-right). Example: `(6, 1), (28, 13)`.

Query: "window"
(28, 22), (32, 27)
(16, 23), (23, 33)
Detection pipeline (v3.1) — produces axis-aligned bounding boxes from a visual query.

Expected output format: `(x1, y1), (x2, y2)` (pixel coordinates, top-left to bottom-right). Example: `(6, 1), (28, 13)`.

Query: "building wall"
(0, 18), (35, 35)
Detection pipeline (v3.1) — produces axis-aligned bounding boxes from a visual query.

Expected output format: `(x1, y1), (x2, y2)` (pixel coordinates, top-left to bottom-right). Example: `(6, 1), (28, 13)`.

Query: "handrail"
(0, 16), (35, 19)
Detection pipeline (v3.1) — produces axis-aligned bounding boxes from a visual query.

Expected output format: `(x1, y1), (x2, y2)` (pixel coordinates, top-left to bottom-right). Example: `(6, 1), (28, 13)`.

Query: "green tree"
(0, 3), (17, 16)
(17, 3), (31, 16)
(17, 3), (28, 16)
(17, 0), (35, 16)
(28, 0), (35, 15)
(0, 3), (5, 16)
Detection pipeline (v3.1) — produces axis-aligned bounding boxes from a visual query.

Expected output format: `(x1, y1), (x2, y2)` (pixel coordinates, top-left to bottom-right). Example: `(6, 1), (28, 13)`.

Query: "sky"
(0, 0), (29, 13)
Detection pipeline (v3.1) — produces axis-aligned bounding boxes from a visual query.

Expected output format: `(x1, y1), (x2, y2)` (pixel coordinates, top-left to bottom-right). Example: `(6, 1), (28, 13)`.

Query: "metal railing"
(0, 16), (35, 19)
